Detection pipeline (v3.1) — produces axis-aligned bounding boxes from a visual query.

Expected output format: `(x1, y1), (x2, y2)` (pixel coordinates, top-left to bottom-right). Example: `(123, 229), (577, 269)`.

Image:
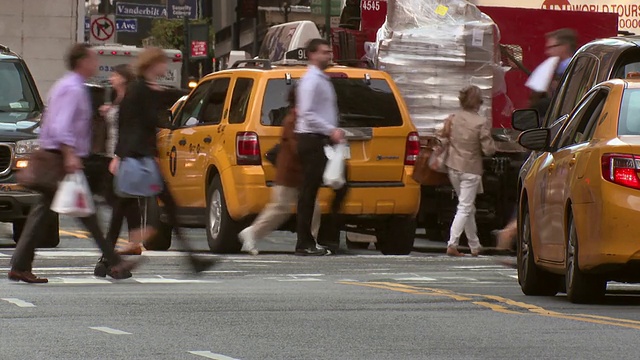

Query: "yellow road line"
(473, 301), (521, 315)
(339, 280), (640, 330)
(58, 230), (88, 239)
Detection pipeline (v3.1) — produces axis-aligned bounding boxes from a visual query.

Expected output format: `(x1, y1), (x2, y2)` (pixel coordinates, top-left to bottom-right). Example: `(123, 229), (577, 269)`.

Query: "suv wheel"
(565, 212), (606, 304)
(143, 220), (172, 251)
(375, 216), (416, 255)
(206, 175), (241, 253)
(517, 204), (559, 296)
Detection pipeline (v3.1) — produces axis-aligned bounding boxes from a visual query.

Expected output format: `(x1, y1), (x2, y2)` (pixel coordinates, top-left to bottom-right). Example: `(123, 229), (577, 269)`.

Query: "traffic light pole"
(324, 0), (331, 41)
(233, 0), (242, 50)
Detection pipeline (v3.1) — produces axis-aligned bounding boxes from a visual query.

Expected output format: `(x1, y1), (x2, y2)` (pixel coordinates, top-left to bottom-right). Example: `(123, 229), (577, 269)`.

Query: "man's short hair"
(306, 38), (330, 54)
(546, 28), (578, 52)
(66, 43), (92, 71)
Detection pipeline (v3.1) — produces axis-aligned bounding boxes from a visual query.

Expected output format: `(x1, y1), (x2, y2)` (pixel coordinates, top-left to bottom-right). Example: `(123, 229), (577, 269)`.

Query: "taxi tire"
(565, 214), (606, 304)
(143, 221), (172, 251)
(517, 205), (560, 296)
(375, 216), (416, 255)
(206, 175), (241, 254)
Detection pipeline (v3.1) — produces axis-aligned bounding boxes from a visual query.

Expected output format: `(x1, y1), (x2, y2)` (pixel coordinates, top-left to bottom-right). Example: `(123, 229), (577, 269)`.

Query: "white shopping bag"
(525, 56), (560, 93)
(323, 143), (347, 190)
(51, 171), (95, 217)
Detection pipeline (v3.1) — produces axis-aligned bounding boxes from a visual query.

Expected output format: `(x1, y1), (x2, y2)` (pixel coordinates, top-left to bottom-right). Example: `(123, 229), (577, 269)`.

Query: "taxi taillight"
(236, 131), (261, 165)
(601, 153), (640, 189)
(405, 132), (420, 166)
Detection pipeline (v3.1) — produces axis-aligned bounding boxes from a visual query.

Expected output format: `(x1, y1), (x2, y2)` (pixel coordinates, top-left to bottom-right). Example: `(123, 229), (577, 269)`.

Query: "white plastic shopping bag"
(323, 143), (347, 190)
(50, 171), (95, 217)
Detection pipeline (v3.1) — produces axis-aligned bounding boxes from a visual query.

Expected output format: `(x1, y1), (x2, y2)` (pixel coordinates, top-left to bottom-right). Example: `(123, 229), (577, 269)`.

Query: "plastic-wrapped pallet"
(374, 0), (500, 136)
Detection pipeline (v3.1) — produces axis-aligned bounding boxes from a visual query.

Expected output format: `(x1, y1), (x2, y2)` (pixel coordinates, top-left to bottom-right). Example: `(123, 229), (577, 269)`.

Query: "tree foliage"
(149, 18), (215, 55)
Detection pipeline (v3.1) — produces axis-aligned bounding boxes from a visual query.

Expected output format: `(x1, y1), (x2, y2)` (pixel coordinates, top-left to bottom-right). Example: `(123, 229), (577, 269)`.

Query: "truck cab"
(0, 44), (59, 247)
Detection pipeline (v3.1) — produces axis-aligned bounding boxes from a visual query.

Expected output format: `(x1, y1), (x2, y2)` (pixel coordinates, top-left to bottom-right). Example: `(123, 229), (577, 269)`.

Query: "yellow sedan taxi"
(514, 79), (640, 304)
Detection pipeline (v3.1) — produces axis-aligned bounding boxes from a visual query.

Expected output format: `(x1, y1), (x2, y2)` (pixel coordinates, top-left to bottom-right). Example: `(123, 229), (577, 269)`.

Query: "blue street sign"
(116, 2), (167, 18)
(116, 19), (138, 32)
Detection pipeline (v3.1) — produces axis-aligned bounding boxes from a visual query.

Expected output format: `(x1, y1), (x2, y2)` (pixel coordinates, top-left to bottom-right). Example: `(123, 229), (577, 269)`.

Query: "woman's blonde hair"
(459, 85), (483, 111)
(134, 47), (168, 76)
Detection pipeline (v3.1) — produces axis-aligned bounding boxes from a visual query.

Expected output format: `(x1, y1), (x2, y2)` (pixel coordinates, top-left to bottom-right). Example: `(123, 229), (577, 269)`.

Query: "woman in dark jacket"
(238, 86), (322, 255)
(105, 47), (216, 274)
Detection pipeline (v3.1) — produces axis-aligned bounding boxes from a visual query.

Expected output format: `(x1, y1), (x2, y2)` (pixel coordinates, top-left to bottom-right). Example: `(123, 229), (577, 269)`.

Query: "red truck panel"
(350, 3), (618, 128)
(478, 6), (618, 128)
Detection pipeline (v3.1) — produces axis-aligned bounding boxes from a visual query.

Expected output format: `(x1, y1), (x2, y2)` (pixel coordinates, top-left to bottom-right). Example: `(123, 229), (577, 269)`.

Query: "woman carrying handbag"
(444, 85), (496, 257)
(106, 47), (217, 274)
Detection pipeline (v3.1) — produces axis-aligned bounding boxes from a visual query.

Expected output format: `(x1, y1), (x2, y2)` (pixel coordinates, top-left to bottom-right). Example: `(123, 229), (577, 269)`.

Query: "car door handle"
(569, 156), (577, 167)
(178, 139), (187, 146)
(203, 136), (212, 144)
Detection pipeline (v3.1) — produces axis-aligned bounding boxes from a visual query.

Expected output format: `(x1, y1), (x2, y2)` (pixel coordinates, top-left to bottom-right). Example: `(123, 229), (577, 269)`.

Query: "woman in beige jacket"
(445, 86), (496, 256)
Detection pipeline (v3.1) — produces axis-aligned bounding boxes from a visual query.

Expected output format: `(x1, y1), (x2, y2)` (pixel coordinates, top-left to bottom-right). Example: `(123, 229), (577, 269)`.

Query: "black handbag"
(265, 144), (280, 165)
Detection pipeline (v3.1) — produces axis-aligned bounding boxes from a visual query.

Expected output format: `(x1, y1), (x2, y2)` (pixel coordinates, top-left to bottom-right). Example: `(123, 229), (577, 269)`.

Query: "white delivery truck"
(91, 44), (184, 88)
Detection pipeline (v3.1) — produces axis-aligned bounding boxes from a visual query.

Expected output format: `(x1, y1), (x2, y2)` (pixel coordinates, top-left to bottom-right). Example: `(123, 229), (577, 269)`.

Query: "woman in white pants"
(444, 86), (496, 257)
(238, 87), (321, 255)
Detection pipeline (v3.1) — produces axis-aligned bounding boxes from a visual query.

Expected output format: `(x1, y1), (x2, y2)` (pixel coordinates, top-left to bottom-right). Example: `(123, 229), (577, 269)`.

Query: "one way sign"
(116, 19), (138, 33)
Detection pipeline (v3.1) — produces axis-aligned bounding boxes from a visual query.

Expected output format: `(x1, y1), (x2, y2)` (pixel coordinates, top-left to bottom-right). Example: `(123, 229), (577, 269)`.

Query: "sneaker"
(295, 247), (332, 256)
(238, 228), (259, 255)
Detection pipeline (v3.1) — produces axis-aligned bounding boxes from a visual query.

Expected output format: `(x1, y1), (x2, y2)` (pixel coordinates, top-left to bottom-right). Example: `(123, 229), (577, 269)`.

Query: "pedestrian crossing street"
(0, 247), (521, 286)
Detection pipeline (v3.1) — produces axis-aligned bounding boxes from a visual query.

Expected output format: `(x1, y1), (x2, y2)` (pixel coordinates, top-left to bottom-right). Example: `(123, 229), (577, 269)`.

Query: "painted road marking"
(393, 277), (437, 281)
(2, 298), (36, 307)
(188, 351), (241, 359)
(134, 277), (220, 284)
(50, 278), (112, 284)
(340, 281), (640, 331)
(89, 326), (132, 335)
(59, 230), (88, 238)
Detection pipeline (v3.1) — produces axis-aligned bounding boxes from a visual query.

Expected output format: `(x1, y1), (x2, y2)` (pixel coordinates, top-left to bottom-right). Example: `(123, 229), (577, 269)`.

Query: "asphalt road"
(2, 215), (640, 360)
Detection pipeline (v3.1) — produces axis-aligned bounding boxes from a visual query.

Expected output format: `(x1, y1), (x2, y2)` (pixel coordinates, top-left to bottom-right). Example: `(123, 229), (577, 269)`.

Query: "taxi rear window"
(260, 78), (404, 127)
(618, 89), (640, 135)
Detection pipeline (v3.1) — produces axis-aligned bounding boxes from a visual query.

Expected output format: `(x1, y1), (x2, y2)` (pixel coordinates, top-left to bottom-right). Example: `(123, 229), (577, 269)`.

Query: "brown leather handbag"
(16, 150), (65, 194)
(412, 146), (450, 186)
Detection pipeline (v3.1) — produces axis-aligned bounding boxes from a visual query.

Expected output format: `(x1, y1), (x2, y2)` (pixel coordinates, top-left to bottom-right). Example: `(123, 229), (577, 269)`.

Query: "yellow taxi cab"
(152, 58), (421, 255)
(514, 78), (640, 303)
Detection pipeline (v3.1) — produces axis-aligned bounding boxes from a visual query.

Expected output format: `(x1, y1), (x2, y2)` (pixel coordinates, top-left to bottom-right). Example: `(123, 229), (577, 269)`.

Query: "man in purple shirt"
(9, 44), (137, 283)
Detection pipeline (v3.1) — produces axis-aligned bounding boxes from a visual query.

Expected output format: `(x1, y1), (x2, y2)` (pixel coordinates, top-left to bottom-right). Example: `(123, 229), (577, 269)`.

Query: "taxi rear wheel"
(206, 175), (241, 254)
(565, 213), (606, 304)
(375, 216), (416, 255)
(143, 221), (172, 251)
(517, 204), (560, 296)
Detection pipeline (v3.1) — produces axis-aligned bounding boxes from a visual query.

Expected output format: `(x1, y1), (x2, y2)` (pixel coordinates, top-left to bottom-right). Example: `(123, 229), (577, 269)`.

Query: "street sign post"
(90, 15), (116, 44)
(189, 23), (209, 60)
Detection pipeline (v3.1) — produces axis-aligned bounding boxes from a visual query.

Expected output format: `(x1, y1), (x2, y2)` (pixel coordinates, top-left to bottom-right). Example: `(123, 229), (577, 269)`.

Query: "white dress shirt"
(295, 65), (338, 136)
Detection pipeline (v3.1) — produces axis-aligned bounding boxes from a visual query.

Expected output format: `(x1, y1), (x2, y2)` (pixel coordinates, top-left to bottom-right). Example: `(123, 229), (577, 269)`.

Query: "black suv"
(0, 44), (59, 247)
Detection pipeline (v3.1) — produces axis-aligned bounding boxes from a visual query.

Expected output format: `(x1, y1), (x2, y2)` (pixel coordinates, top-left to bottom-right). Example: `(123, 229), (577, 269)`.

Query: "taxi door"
(164, 79), (214, 207)
(542, 89), (607, 263)
(183, 76), (232, 208)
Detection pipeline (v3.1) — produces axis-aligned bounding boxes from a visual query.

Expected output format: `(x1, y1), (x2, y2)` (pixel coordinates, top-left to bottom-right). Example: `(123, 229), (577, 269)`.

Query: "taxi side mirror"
(518, 128), (550, 152)
(157, 109), (174, 129)
(512, 109), (540, 131)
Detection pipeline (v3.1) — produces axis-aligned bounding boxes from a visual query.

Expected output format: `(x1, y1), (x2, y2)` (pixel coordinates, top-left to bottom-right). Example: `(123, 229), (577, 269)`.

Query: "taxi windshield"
(0, 60), (39, 113)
